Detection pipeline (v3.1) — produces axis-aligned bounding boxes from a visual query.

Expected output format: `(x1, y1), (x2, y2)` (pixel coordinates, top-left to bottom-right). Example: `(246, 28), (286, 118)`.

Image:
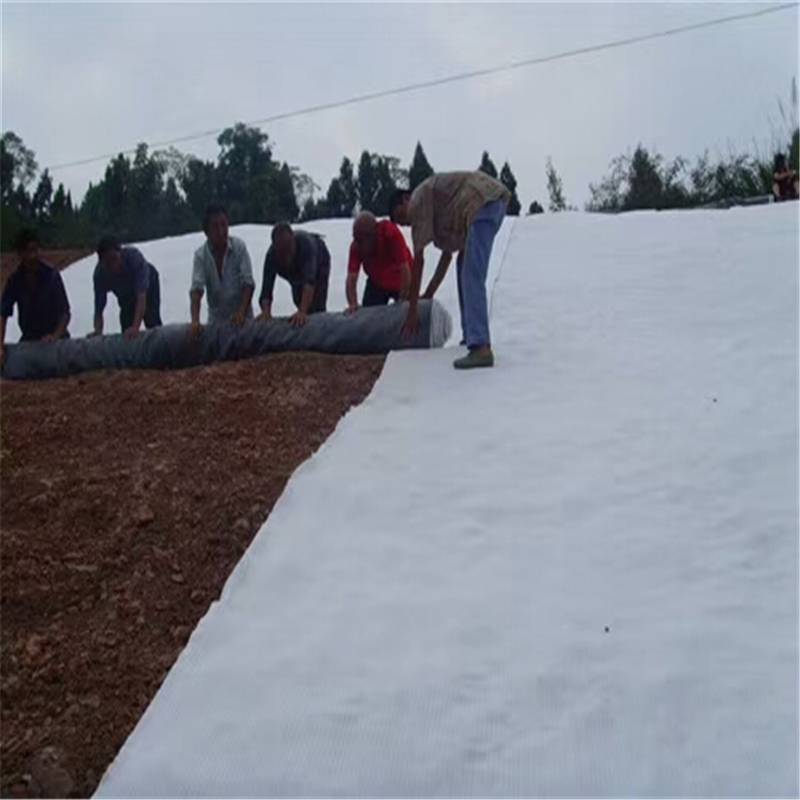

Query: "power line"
(46, 2), (797, 172)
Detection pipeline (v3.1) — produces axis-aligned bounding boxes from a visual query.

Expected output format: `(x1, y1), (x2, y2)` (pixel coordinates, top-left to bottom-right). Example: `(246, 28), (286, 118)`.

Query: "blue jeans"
(457, 199), (507, 348)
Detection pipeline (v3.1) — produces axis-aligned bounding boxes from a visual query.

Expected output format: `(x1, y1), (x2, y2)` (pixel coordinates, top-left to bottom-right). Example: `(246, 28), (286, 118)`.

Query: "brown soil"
(0, 353), (384, 798)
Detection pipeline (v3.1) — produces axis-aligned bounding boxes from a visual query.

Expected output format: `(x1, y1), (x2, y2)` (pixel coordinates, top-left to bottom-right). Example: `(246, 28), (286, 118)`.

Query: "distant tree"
(324, 157), (358, 217)
(546, 157), (566, 212)
(31, 169), (53, 221)
(625, 146), (664, 210)
(357, 150), (377, 211)
(290, 169), (320, 212)
(181, 158), (218, 223)
(213, 122), (300, 224)
(528, 201), (544, 215)
(409, 142), (434, 189)
(337, 156), (358, 215)
(51, 183), (68, 216)
(1, 131), (38, 203)
(300, 196), (329, 222)
(357, 151), (403, 214)
(479, 151), (498, 179)
(130, 144), (167, 237)
(373, 156), (402, 215)
(587, 145), (693, 211)
(499, 162), (521, 216)
(274, 162), (299, 222)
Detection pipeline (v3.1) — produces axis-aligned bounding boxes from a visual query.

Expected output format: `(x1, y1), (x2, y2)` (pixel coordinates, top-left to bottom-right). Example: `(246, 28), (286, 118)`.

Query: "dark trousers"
(291, 273), (329, 313)
(362, 279), (400, 307)
(119, 266), (162, 330)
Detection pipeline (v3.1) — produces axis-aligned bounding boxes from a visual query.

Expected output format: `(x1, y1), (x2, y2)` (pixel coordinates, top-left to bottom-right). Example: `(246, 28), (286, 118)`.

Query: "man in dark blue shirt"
(259, 223), (330, 327)
(90, 236), (162, 339)
(0, 228), (71, 365)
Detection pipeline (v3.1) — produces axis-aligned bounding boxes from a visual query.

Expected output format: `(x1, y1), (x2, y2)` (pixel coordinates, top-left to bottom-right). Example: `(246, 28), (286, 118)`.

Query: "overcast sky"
(2, 2), (798, 210)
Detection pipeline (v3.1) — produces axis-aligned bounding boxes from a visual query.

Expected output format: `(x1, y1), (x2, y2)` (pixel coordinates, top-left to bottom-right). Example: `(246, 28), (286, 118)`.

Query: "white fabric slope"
(97, 206), (798, 798)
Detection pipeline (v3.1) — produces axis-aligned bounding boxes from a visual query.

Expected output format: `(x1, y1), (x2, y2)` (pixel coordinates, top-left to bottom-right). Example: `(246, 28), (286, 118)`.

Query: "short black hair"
(271, 222), (293, 243)
(96, 235), (122, 258)
(774, 153), (788, 171)
(15, 227), (40, 252)
(389, 188), (412, 219)
(203, 203), (228, 234)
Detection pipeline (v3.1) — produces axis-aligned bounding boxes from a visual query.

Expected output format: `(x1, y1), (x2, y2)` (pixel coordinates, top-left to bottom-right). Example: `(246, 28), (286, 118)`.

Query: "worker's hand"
(399, 275), (411, 301)
(345, 303), (359, 316)
(401, 304), (420, 340)
(40, 333), (58, 343)
(231, 309), (247, 327)
(257, 311), (272, 324)
(188, 321), (203, 340)
(289, 310), (308, 328)
(123, 326), (140, 340)
(86, 330), (101, 339)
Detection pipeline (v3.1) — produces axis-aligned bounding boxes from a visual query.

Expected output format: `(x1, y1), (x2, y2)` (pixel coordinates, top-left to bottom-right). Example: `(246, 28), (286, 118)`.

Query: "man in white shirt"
(190, 204), (255, 336)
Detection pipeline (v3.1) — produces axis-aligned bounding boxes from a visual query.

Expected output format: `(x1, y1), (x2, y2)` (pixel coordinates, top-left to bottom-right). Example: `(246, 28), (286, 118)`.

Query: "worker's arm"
(0, 316), (7, 365)
(231, 284), (254, 327)
(398, 261), (412, 300)
(422, 251), (453, 299)
(123, 290), (147, 339)
(89, 313), (104, 337)
(42, 311), (70, 343)
(345, 272), (359, 314)
(290, 284), (315, 327)
(401, 249), (425, 339)
(258, 248), (277, 321)
(189, 289), (203, 338)
(88, 269), (106, 337)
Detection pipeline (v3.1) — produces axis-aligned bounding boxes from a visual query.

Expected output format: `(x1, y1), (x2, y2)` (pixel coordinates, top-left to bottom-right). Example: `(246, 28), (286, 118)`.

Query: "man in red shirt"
(346, 212), (412, 313)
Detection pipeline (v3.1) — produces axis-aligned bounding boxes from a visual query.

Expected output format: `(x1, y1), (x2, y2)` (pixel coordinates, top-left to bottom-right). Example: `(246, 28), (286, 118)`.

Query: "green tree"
(216, 123), (277, 223)
(546, 157), (566, 212)
(357, 150), (378, 211)
(1, 131), (38, 203)
(499, 162), (521, 216)
(479, 151), (498, 179)
(625, 145), (663, 210)
(528, 201), (544, 215)
(409, 142), (433, 189)
(324, 157), (358, 217)
(31, 169), (53, 221)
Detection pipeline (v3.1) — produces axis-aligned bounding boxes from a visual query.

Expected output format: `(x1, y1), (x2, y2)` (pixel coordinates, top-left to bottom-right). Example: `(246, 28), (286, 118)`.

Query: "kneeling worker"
(189, 204), (256, 336)
(91, 236), (162, 339)
(259, 223), (330, 327)
(346, 210), (411, 313)
(1, 228), (71, 365)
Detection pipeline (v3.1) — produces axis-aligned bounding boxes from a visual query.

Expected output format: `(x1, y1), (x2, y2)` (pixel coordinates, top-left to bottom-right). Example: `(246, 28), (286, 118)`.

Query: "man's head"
(203, 204), (229, 251)
(271, 222), (295, 268)
(15, 228), (40, 269)
(774, 153), (788, 173)
(97, 235), (123, 273)
(352, 211), (378, 257)
(389, 189), (412, 225)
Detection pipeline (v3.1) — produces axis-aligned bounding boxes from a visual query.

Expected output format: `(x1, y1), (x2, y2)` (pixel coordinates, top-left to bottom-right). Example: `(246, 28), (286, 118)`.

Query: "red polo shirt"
(348, 220), (412, 293)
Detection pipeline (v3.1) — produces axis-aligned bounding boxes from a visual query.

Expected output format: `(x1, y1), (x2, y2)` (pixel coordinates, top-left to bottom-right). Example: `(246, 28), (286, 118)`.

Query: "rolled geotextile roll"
(1, 299), (453, 381)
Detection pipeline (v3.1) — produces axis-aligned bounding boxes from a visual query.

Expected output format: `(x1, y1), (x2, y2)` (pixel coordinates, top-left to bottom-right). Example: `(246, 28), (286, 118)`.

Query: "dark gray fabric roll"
(2, 300), (453, 381)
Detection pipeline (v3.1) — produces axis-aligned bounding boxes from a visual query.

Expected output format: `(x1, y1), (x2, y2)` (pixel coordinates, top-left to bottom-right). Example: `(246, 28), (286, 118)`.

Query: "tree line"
(3, 100), (798, 251)
(0, 127), (525, 251)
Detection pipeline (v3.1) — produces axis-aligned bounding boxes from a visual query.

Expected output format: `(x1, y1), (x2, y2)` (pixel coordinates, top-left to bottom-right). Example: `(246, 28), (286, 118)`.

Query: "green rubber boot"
(453, 348), (495, 370)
